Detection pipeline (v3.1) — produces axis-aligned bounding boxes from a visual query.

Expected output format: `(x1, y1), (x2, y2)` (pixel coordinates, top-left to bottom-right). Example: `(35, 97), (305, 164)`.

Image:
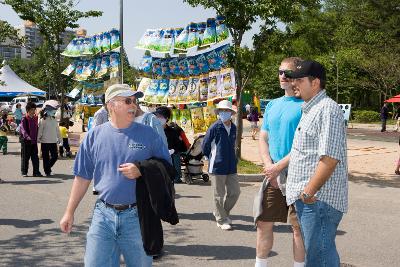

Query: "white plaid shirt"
(286, 90), (348, 212)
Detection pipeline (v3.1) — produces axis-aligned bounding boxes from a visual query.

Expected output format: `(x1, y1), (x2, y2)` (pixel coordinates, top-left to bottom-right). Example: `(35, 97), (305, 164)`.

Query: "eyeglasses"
(112, 97), (136, 105)
(279, 69), (292, 76)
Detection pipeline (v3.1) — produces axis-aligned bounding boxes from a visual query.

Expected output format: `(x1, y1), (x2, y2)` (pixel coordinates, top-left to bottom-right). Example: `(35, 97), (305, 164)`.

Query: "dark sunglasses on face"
(278, 69), (293, 76)
(114, 97), (136, 105)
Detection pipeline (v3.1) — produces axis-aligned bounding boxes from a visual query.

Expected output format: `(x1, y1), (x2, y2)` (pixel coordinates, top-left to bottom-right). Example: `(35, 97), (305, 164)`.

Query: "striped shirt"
(286, 90), (348, 212)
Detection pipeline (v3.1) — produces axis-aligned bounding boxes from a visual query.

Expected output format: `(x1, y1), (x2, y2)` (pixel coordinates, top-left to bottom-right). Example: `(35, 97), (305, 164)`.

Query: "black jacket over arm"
(135, 158), (179, 256)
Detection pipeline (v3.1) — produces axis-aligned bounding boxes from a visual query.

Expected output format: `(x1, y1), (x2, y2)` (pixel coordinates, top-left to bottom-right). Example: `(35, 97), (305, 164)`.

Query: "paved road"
(1, 132), (399, 267)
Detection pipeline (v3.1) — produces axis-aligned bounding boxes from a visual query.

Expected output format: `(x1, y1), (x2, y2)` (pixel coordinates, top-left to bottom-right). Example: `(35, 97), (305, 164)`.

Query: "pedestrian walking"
(153, 106), (188, 184)
(13, 103), (23, 127)
(38, 105), (61, 176)
(248, 106), (260, 140)
(202, 100), (240, 231)
(60, 84), (171, 267)
(58, 121), (71, 158)
(285, 60), (348, 267)
(0, 120), (8, 155)
(19, 102), (42, 177)
(255, 57), (305, 267)
(380, 103), (389, 132)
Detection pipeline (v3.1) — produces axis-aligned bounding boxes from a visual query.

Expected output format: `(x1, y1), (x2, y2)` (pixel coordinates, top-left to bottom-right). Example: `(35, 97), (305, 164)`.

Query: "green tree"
(184, 0), (317, 158)
(5, 0), (102, 113)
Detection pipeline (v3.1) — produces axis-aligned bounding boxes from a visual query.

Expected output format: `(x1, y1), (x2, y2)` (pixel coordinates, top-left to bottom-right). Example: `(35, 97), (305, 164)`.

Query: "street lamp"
(119, 0), (124, 84)
(331, 54), (339, 103)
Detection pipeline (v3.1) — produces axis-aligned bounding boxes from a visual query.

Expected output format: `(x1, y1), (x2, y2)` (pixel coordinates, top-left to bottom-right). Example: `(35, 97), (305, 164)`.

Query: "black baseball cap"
(153, 106), (171, 120)
(285, 60), (326, 81)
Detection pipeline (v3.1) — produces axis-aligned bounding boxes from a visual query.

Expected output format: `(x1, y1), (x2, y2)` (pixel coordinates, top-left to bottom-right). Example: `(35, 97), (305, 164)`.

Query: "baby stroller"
(181, 134), (209, 184)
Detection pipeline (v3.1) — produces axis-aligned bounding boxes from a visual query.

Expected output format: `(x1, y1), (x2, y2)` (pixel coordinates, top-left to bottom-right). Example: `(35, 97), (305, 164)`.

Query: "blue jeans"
(84, 200), (152, 267)
(295, 200), (343, 267)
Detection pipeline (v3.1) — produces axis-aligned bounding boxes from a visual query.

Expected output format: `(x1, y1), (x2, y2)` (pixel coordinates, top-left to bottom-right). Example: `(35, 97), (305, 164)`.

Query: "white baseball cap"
(105, 84), (144, 103)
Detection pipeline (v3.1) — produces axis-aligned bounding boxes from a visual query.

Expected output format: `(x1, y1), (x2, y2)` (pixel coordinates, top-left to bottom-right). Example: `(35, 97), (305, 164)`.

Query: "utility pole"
(119, 0), (124, 84)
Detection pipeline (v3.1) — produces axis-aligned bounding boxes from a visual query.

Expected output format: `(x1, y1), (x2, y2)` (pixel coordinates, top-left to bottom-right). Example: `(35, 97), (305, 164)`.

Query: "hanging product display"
(135, 16), (229, 55)
(62, 29), (121, 57)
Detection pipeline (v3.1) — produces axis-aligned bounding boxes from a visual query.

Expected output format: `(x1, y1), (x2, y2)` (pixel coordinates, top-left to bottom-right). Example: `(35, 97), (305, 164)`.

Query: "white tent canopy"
(0, 64), (46, 97)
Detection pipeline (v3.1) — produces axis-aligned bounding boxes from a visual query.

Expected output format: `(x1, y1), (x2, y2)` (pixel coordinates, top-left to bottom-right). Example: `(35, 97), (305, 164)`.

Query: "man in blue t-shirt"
(255, 58), (306, 267)
(60, 84), (170, 267)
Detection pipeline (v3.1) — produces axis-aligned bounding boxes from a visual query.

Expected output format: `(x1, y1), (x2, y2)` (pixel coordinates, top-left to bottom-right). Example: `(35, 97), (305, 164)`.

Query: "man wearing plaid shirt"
(285, 60), (348, 267)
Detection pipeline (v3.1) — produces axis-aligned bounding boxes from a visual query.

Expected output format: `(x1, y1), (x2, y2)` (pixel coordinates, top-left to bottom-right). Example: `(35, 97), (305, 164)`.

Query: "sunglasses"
(113, 97), (136, 105)
(278, 69), (294, 76)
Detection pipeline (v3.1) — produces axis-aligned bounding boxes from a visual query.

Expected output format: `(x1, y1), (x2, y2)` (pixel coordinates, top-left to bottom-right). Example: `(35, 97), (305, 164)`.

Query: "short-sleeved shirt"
(74, 121), (171, 205)
(261, 96), (303, 163)
(286, 90), (348, 212)
(59, 126), (68, 138)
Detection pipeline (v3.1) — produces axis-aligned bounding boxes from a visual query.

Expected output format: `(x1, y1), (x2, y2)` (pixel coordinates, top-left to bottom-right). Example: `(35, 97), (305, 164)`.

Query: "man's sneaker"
(21, 173), (28, 177)
(217, 222), (232, 230)
(33, 173), (43, 177)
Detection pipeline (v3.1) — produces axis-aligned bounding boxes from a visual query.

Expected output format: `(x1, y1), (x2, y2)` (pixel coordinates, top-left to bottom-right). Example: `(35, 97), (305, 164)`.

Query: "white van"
(10, 96), (41, 105)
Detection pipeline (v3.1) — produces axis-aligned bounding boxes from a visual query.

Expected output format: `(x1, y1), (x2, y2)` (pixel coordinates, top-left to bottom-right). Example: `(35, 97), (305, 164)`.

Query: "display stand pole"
(119, 0), (124, 84)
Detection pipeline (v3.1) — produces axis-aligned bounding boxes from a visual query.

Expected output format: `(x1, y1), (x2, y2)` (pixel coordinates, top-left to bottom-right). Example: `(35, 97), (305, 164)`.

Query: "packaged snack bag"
(208, 71), (220, 100)
(174, 25), (189, 52)
(216, 15), (230, 43)
(197, 22), (207, 48)
(167, 79), (179, 104)
(187, 76), (200, 103)
(110, 29), (121, 51)
(191, 107), (205, 134)
(139, 55), (152, 73)
(187, 22), (199, 49)
(96, 55), (110, 78)
(220, 68), (236, 97)
(136, 29), (153, 50)
(159, 28), (174, 53)
(81, 59), (95, 79)
(187, 56), (201, 76)
(156, 79), (169, 104)
(101, 31), (111, 53)
(171, 109), (180, 125)
(206, 50), (221, 70)
(82, 37), (93, 55)
(178, 58), (189, 77)
(94, 34), (103, 54)
(203, 105), (217, 131)
(94, 57), (102, 77)
(61, 61), (76, 76)
(196, 54), (210, 74)
(177, 78), (189, 103)
(148, 29), (163, 52)
(144, 79), (159, 103)
(202, 18), (217, 47)
(199, 74), (209, 102)
(109, 53), (120, 76)
(169, 58), (180, 76)
(217, 45), (230, 68)
(152, 59), (163, 76)
(61, 38), (76, 57)
(74, 61), (84, 81)
(179, 109), (192, 133)
(161, 59), (171, 77)
(137, 77), (152, 93)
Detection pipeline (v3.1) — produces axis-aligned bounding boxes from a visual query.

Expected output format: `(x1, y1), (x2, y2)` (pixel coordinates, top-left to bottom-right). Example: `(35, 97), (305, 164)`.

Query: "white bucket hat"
(214, 100), (236, 114)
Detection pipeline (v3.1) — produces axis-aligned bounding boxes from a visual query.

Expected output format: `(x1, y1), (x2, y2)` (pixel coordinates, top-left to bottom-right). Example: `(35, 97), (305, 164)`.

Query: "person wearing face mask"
(38, 104), (61, 177)
(202, 100), (240, 231)
(19, 102), (42, 177)
(153, 106), (188, 184)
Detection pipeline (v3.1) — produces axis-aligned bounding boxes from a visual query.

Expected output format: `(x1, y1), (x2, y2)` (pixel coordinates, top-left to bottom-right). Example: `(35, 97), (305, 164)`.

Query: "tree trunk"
(234, 50), (243, 159)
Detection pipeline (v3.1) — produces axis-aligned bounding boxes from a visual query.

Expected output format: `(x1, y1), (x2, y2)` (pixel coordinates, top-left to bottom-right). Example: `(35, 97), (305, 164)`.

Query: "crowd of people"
(2, 58), (349, 267)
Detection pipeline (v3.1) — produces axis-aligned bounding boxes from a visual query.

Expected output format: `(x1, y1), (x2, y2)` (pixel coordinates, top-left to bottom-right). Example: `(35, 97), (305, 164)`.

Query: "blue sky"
(1, 0), (260, 66)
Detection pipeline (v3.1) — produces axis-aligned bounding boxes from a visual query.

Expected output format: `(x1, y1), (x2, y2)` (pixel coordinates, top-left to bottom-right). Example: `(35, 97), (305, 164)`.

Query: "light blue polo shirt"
(261, 96), (303, 163)
(74, 121), (171, 205)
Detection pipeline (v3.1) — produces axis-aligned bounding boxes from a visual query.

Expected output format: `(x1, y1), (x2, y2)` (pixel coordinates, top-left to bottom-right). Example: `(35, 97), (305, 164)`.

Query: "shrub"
(352, 110), (380, 122)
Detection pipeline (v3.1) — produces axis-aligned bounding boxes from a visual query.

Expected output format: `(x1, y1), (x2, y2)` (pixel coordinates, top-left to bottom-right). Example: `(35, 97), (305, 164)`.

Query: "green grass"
(238, 159), (263, 174)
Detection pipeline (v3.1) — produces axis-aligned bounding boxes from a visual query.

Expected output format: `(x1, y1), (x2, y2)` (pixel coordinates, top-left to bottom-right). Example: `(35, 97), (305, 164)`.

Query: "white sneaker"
(217, 222), (232, 230)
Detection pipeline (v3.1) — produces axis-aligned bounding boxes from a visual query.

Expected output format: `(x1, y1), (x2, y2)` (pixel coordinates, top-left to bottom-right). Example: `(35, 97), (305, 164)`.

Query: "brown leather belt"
(100, 199), (137, 211)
